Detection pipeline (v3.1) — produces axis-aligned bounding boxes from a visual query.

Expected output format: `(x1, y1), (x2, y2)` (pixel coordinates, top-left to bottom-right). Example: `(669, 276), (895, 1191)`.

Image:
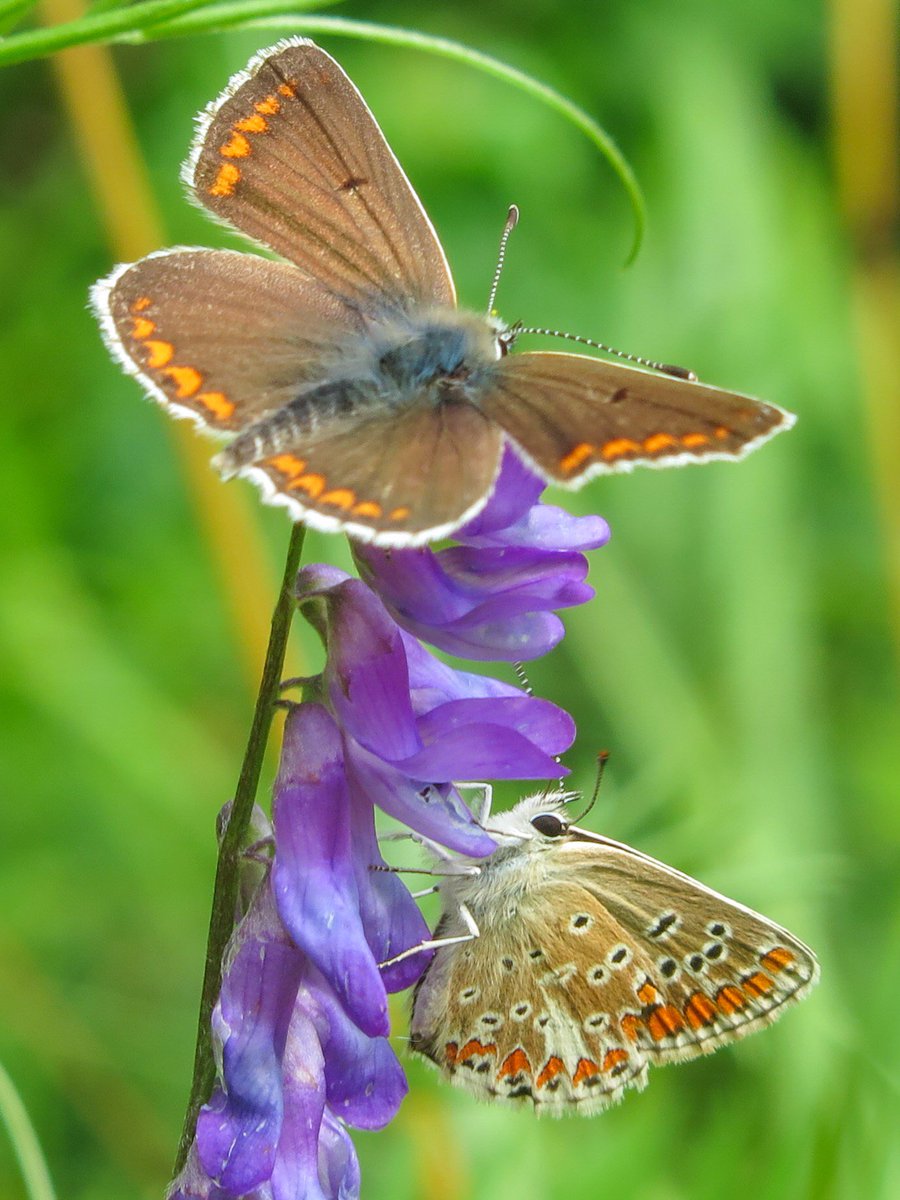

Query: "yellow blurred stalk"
(42, 0), (282, 691)
(829, 0), (900, 665)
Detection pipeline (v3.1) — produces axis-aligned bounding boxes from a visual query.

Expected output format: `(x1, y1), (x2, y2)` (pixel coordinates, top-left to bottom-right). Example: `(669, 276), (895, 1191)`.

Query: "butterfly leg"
(455, 781), (493, 824)
(378, 903), (480, 969)
(379, 826), (458, 862)
(370, 863), (481, 878)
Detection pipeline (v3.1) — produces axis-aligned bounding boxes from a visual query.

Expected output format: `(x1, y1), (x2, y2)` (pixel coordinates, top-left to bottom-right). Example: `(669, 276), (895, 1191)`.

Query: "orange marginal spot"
(643, 432), (679, 453)
(536, 1056), (566, 1089)
(390, 506), (411, 521)
(234, 113), (268, 134)
(267, 454), (307, 480)
(742, 971), (775, 997)
(289, 474), (326, 500)
(646, 1004), (686, 1041)
(600, 437), (642, 461)
(602, 1048), (629, 1073)
(498, 1049), (532, 1079)
(163, 365), (203, 398)
(209, 162), (241, 197)
(352, 500), (383, 519)
(572, 1058), (601, 1086)
(685, 992), (718, 1030)
(131, 296), (151, 312)
(458, 1039), (497, 1063)
(444, 1042), (458, 1066)
(560, 441), (594, 473)
(760, 947), (795, 973)
(131, 316), (155, 339)
(620, 1014), (643, 1043)
(716, 985), (747, 1015)
(143, 339), (175, 369)
(320, 488), (357, 511)
(255, 95), (281, 115)
(713, 425), (730, 439)
(220, 131), (252, 159)
(278, 82), (298, 98)
(197, 392), (235, 421)
(636, 980), (658, 1006)
(680, 432), (710, 449)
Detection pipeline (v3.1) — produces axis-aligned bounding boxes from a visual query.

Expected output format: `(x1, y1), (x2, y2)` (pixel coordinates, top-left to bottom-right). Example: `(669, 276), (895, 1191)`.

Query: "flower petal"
(346, 780), (433, 993)
(296, 567), (420, 760)
(269, 1005), (328, 1200)
(272, 704), (388, 1037)
(301, 970), (408, 1130)
(197, 934), (301, 1192)
(317, 1112), (361, 1200)
(455, 443), (544, 535)
(344, 741), (496, 857)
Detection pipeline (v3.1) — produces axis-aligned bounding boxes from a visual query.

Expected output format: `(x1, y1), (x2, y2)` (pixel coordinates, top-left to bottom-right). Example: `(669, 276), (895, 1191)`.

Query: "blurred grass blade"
(0, 0), (38, 36)
(0, 0), (335, 61)
(0, 1061), (57, 1200)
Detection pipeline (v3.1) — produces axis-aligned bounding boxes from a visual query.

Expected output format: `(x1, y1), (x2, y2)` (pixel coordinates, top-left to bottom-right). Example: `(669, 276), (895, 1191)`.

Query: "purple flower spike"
(272, 703), (390, 1038)
(355, 446), (610, 660)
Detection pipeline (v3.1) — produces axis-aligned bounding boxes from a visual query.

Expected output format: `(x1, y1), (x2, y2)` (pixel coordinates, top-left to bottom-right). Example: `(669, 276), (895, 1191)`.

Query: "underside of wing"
(558, 839), (819, 1065)
(187, 38), (456, 311)
(92, 248), (363, 432)
(482, 351), (795, 484)
(410, 888), (656, 1116)
(232, 399), (505, 546)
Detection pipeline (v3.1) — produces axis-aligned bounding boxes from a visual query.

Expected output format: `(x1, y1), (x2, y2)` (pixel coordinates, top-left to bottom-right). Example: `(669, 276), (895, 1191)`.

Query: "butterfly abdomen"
(214, 377), (376, 475)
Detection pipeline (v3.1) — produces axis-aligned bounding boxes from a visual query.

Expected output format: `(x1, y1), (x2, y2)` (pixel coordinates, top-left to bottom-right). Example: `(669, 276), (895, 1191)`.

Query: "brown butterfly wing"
(482, 351), (795, 483)
(188, 39), (455, 310)
(410, 883), (655, 1114)
(558, 836), (819, 1065)
(92, 249), (363, 431)
(232, 400), (504, 546)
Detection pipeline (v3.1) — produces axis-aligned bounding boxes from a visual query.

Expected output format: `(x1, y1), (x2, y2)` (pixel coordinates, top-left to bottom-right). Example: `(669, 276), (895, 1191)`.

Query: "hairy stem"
(173, 521), (306, 1175)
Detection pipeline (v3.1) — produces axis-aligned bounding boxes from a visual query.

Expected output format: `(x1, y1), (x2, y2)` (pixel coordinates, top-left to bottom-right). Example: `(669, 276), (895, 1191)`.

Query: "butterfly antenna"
(572, 750), (610, 824)
(513, 663), (566, 791)
(486, 204), (520, 316)
(512, 660), (533, 696)
(514, 326), (698, 381)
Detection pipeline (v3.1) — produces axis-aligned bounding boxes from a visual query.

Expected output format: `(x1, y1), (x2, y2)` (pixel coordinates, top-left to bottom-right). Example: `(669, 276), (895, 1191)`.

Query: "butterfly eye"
(530, 813), (567, 838)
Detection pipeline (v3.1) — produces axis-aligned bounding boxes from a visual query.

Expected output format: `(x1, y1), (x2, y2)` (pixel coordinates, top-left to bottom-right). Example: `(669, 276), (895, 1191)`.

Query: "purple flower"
(354, 446), (610, 660)
(295, 564), (576, 858)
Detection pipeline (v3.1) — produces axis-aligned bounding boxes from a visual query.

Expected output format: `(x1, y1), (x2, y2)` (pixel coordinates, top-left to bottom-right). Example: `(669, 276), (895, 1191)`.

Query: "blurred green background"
(1, 0), (898, 1197)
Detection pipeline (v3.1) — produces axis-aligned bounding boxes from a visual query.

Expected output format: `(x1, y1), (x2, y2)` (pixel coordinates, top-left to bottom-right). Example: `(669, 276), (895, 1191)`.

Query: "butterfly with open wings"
(92, 38), (794, 547)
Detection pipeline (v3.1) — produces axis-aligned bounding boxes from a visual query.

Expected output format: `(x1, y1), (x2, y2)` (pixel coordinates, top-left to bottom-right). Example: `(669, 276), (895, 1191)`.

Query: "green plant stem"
(173, 520), (306, 1177)
(0, 1061), (57, 1200)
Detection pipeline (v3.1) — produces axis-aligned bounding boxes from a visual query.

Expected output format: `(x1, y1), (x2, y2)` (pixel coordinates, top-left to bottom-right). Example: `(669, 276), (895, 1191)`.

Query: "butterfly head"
(483, 789), (584, 849)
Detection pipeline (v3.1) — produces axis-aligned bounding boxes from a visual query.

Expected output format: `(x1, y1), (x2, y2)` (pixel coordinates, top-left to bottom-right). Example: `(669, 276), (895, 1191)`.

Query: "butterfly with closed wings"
(408, 785), (819, 1114)
(92, 38), (795, 547)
